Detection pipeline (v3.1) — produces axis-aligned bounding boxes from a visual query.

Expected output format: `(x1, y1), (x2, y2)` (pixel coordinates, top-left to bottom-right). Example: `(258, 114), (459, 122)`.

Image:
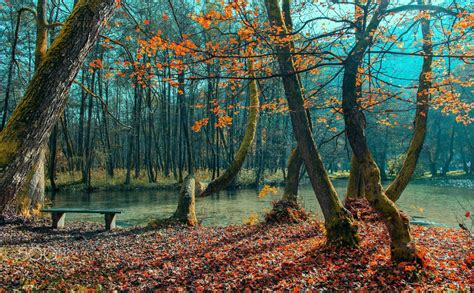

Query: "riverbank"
(1, 212), (472, 290)
(48, 169), (474, 194)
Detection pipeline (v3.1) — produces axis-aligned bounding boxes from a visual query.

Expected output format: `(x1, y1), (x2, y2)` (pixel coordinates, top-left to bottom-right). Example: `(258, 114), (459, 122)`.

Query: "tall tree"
(265, 0), (359, 247)
(0, 0), (116, 212)
(386, 5), (433, 201)
(341, 0), (451, 261)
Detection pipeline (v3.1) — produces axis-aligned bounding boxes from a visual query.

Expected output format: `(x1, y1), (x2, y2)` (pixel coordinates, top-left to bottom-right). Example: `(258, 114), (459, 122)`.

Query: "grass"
(48, 169), (178, 192)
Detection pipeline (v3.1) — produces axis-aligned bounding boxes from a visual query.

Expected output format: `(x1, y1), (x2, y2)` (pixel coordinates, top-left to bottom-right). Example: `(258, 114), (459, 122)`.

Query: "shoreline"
(47, 172), (474, 194)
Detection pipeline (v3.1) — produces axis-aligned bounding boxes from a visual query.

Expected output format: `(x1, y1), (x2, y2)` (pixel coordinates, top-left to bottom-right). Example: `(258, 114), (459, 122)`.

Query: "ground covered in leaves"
(0, 205), (472, 290)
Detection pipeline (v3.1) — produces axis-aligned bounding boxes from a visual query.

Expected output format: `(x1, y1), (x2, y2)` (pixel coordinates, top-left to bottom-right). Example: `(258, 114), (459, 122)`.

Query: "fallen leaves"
(0, 214), (471, 290)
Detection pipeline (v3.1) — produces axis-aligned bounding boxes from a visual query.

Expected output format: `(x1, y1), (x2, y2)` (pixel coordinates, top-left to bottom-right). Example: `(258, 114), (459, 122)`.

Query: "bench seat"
(41, 208), (122, 230)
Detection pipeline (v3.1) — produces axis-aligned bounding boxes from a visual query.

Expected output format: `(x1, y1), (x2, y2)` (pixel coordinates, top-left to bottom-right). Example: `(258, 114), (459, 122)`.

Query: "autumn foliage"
(0, 210), (472, 290)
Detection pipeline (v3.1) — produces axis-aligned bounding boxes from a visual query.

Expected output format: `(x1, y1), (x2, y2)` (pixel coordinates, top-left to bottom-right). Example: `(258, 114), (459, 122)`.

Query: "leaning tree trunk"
(199, 68), (259, 197)
(282, 147), (303, 202)
(265, 0), (358, 247)
(0, 0), (116, 212)
(342, 0), (416, 262)
(172, 175), (198, 226)
(386, 9), (432, 202)
(265, 0), (307, 224)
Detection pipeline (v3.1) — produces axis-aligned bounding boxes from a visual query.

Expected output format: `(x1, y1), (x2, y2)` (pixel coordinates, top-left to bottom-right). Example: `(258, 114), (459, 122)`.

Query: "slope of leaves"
(0, 211), (471, 290)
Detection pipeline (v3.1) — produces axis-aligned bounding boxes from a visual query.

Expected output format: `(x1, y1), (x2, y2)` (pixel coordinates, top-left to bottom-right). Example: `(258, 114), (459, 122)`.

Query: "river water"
(49, 179), (473, 228)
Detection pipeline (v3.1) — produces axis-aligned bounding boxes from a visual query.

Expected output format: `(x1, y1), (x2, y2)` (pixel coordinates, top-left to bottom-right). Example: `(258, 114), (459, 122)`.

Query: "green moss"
(0, 137), (19, 168)
(326, 212), (359, 247)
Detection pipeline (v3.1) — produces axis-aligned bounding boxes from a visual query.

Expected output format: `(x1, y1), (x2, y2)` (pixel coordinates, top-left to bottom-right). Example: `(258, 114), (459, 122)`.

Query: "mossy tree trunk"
(346, 155), (365, 199)
(0, 0), (116, 212)
(4, 1), (49, 216)
(199, 67), (259, 197)
(172, 175), (198, 226)
(282, 147), (303, 202)
(264, 0), (358, 247)
(386, 6), (432, 202)
(342, 0), (416, 262)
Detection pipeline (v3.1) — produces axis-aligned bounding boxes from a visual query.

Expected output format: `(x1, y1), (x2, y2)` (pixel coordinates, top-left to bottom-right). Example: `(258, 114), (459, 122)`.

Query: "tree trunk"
(48, 124), (58, 192)
(265, 147), (308, 224)
(386, 12), (432, 201)
(199, 68), (259, 197)
(14, 0), (50, 217)
(441, 123), (456, 176)
(0, 0), (116, 211)
(283, 147), (303, 202)
(342, 0), (416, 262)
(172, 175), (198, 226)
(346, 155), (365, 198)
(265, 0), (358, 247)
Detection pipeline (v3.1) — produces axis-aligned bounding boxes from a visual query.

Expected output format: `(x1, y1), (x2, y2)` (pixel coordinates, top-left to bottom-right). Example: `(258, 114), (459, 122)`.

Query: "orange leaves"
(89, 58), (104, 69)
(261, 98), (288, 114)
(143, 19), (150, 25)
(194, 15), (212, 29)
(191, 118), (209, 133)
(173, 39), (197, 57)
(258, 185), (278, 198)
(215, 115), (233, 128)
(191, 8), (234, 29)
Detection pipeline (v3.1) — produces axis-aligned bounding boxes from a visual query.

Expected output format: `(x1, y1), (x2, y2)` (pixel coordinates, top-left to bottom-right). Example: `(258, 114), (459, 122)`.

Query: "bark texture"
(265, 0), (358, 247)
(24, 0), (48, 216)
(173, 175), (198, 226)
(0, 0), (116, 211)
(199, 71), (259, 197)
(346, 155), (365, 198)
(283, 147), (303, 201)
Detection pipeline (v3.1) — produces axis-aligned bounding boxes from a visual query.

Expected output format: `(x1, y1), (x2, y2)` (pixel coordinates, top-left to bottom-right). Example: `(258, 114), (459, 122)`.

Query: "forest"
(0, 0), (472, 290)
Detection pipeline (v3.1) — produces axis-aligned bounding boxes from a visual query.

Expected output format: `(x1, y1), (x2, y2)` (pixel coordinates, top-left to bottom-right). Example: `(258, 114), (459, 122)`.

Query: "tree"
(199, 65), (259, 197)
(172, 175), (198, 226)
(341, 0), (452, 261)
(265, 0), (359, 247)
(386, 5), (433, 201)
(0, 0), (116, 212)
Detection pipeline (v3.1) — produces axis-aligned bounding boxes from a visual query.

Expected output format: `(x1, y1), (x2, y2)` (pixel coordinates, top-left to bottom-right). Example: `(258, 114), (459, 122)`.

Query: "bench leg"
(105, 213), (117, 230)
(52, 212), (65, 229)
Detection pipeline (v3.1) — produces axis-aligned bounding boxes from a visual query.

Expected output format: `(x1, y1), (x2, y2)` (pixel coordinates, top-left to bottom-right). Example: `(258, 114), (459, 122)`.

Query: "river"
(49, 178), (473, 228)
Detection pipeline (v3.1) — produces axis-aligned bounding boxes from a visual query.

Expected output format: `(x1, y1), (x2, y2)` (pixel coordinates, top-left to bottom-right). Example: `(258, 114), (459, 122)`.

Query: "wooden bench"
(41, 208), (122, 230)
